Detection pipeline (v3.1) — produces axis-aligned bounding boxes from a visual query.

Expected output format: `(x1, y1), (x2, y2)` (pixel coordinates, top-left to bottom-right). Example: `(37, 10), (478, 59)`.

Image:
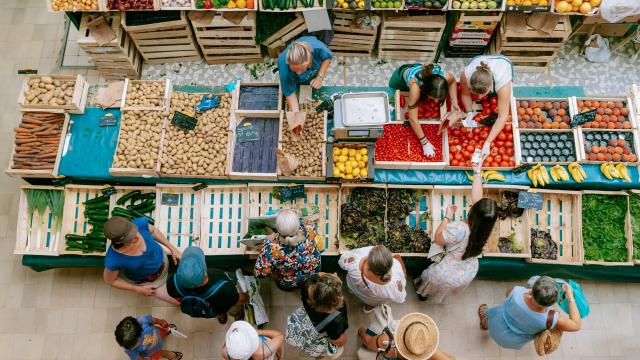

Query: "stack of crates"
(446, 12), (502, 58)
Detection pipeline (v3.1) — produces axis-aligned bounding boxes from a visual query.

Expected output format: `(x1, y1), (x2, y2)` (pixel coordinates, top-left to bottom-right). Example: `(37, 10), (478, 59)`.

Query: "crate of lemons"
(336, 0), (367, 9)
(507, 0), (549, 7)
(332, 146), (370, 180)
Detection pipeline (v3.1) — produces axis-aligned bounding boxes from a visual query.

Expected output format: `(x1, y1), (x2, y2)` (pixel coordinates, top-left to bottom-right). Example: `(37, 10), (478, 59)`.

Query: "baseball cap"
(103, 216), (137, 245)
(226, 321), (259, 360)
(177, 246), (207, 288)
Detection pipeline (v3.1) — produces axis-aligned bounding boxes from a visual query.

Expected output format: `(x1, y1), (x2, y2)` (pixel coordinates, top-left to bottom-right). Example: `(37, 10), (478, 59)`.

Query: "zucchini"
(279, 0), (286, 9)
(127, 200), (155, 213)
(270, 0), (276, 9)
(318, 0), (322, 5)
(87, 215), (109, 222)
(300, 0), (307, 6)
(116, 190), (141, 206)
(84, 195), (110, 205)
(262, 0), (268, 9)
(291, 0), (297, 8)
(65, 234), (88, 241)
(131, 193), (155, 203)
(86, 203), (110, 211)
(112, 207), (134, 216)
(129, 209), (155, 225)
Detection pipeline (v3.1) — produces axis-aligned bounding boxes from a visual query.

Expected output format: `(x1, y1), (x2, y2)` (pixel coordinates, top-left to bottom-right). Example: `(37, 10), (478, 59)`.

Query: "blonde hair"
(275, 209), (303, 246)
(470, 61), (493, 95)
(286, 42), (312, 66)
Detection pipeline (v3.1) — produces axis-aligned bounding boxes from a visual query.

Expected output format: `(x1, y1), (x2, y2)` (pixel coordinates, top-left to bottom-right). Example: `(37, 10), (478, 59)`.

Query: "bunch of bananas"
(549, 165), (570, 182)
(464, 170), (505, 182)
(600, 162), (631, 182)
(568, 162), (587, 183)
(527, 164), (549, 187)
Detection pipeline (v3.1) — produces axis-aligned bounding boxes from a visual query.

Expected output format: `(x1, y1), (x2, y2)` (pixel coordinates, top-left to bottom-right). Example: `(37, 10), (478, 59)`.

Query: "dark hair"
(411, 64), (448, 105)
(115, 316), (142, 350)
(462, 198), (498, 260)
(307, 273), (344, 312)
(367, 245), (393, 282)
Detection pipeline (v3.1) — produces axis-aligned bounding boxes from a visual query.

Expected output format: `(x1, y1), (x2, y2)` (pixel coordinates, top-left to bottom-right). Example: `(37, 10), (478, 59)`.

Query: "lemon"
(339, 155), (348, 163)
(341, 2), (349, 8)
(358, 1), (365, 8)
(337, 163), (346, 172)
(345, 174), (354, 179)
(333, 154), (340, 162)
(348, 149), (357, 157)
(355, 153), (362, 161)
(350, 160), (358, 168)
(341, 148), (350, 156)
(344, 165), (353, 174)
(360, 148), (368, 155)
(352, 168), (360, 177)
(333, 168), (341, 176)
(358, 161), (366, 168)
(338, 0), (345, 3)
(362, 154), (368, 162)
(348, 156), (355, 162)
(361, 168), (368, 177)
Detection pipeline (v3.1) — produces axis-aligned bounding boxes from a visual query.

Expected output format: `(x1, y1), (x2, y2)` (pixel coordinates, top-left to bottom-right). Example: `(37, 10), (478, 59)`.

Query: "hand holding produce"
(332, 146), (369, 179)
(422, 141), (435, 157)
(451, 0), (500, 9)
(22, 76), (76, 107)
(11, 112), (65, 170)
(112, 110), (165, 170)
(281, 103), (324, 178)
(107, 0), (155, 9)
(125, 81), (166, 108)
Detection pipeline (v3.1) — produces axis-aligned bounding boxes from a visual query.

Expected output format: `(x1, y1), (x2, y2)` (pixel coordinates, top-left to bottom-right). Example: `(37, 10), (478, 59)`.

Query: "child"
(115, 315), (183, 360)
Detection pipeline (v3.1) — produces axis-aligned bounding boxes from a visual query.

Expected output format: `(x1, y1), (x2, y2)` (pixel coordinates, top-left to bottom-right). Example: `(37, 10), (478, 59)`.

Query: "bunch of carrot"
(13, 112), (65, 170)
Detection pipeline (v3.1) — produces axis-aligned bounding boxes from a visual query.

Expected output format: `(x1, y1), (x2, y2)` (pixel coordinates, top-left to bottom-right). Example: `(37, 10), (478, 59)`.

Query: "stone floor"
(1, 1), (640, 359)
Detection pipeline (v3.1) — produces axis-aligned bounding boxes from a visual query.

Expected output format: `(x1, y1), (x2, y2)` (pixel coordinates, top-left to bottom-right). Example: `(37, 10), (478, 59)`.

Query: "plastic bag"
(600, 0), (640, 23)
(583, 34), (611, 63)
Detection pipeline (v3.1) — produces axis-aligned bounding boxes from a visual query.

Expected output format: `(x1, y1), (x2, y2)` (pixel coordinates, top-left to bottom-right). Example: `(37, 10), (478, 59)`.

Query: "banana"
(540, 166), (550, 184)
(616, 163), (631, 182)
(528, 169), (538, 187)
(608, 163), (620, 178)
(486, 171), (506, 182)
(600, 162), (613, 180)
(558, 166), (570, 181)
(578, 164), (587, 179)
(465, 171), (474, 182)
(550, 167), (559, 182)
(482, 170), (495, 182)
(568, 162), (586, 183)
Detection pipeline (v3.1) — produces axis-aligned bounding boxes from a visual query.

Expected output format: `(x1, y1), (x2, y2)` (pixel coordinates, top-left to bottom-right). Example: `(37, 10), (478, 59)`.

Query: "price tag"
(570, 109), (596, 128)
(172, 111), (198, 131)
(517, 191), (544, 210)
(99, 113), (118, 127)
(52, 176), (72, 187)
(192, 183), (207, 191)
(18, 69), (37, 74)
(101, 185), (116, 196)
(236, 120), (260, 143)
(278, 185), (305, 202)
(161, 193), (180, 206)
(512, 163), (534, 175)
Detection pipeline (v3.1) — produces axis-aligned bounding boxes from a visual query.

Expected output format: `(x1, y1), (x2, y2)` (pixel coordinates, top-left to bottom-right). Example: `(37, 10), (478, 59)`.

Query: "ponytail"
(470, 61), (493, 95)
(413, 64), (448, 105)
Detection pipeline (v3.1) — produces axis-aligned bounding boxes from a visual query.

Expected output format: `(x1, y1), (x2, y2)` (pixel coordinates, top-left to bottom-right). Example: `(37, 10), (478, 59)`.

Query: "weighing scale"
(332, 92), (392, 139)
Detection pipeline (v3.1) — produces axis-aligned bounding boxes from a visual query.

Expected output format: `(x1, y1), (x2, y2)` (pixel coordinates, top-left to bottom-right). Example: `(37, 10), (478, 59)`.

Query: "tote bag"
(285, 306), (342, 358)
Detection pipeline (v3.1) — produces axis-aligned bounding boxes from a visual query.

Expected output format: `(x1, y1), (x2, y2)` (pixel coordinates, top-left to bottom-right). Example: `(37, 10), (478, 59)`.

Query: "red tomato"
(505, 141), (513, 148)
(490, 105), (498, 113)
(490, 97), (498, 105)
(507, 133), (513, 141)
(485, 156), (493, 163)
(450, 159), (459, 166)
(472, 128), (481, 135)
(466, 145), (474, 152)
(504, 123), (512, 132)
(495, 141), (505, 147)
(507, 148), (514, 156)
(480, 131), (489, 139)
(497, 133), (507, 141)
(500, 161), (510, 167)
(491, 161), (500, 167)
(498, 148), (506, 155)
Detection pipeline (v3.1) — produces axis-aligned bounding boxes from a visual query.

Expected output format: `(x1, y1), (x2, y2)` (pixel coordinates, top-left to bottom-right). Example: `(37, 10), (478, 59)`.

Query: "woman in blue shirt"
(102, 216), (182, 303)
(389, 64), (459, 157)
(278, 36), (333, 114)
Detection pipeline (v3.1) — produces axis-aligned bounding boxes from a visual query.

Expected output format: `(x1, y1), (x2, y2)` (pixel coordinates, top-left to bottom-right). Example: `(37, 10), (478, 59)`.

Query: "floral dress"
(254, 224), (321, 290)
(417, 221), (478, 303)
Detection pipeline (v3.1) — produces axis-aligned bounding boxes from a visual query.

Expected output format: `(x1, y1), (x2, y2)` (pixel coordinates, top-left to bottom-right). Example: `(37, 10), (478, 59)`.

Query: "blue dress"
(486, 286), (559, 349)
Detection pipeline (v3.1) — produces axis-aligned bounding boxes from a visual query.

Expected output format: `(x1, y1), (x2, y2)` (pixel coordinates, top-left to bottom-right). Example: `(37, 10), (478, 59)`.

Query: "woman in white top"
(339, 245), (407, 312)
(459, 55), (514, 161)
(414, 160), (499, 304)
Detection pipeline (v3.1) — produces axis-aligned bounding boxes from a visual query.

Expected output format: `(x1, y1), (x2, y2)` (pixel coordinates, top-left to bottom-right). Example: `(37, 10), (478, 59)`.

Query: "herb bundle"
(582, 194), (629, 263)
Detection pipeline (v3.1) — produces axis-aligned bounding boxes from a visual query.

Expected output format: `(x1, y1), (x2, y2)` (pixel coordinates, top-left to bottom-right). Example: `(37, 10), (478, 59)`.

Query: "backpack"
(173, 274), (228, 318)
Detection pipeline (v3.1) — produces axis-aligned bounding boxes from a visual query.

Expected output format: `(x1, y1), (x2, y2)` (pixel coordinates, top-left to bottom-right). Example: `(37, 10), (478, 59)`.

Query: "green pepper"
(196, 0), (205, 8)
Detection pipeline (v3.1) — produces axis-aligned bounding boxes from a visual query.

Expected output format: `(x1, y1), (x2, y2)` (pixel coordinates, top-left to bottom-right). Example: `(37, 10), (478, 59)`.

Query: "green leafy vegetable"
(582, 194), (629, 263)
(628, 192), (640, 260)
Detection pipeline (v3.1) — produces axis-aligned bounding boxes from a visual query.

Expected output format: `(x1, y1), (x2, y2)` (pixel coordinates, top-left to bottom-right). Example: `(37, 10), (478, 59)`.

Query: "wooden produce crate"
(627, 189), (640, 265)
(505, 0), (549, 12)
(490, 14), (571, 72)
(112, 185), (157, 217)
(233, 81), (282, 113)
(327, 142), (374, 182)
(631, 84), (640, 118)
(448, 0), (506, 11)
(60, 185), (109, 256)
(200, 185), (248, 255)
(159, 0), (193, 10)
(154, 184), (202, 252)
(104, 0), (161, 10)
(261, 13), (308, 59)
(576, 129), (640, 164)
(120, 79), (172, 111)
(528, 190), (583, 265)
(330, 11), (380, 57)
(454, 11), (503, 31)
(551, 0), (599, 16)
(431, 185), (532, 259)
(278, 109), (328, 181)
(15, 186), (64, 256)
(228, 111), (283, 180)
(17, 74), (88, 114)
(5, 111), (69, 179)
(395, 90), (446, 122)
(378, 13), (446, 62)
(190, 12), (262, 65)
(571, 96), (638, 130)
(248, 183), (340, 254)
(77, 13), (142, 81)
(47, 0), (103, 12)
(122, 11), (201, 64)
(337, 183), (387, 255)
(259, 0), (324, 12)
(581, 191), (633, 266)
(374, 121), (449, 170)
(386, 184), (434, 257)
(190, 0), (257, 10)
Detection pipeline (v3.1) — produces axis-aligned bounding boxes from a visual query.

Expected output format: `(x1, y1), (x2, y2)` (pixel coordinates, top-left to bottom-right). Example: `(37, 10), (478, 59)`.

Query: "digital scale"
(332, 91), (392, 139)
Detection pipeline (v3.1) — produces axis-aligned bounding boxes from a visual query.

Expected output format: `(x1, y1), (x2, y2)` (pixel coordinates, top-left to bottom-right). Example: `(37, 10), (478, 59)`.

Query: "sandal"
(217, 313), (228, 325)
(169, 324), (177, 330)
(166, 351), (183, 360)
(478, 304), (488, 330)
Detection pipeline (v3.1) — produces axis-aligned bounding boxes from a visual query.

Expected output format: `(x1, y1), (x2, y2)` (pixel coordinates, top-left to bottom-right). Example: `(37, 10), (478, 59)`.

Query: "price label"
(570, 109), (596, 128)
(517, 191), (544, 210)
(172, 111), (198, 131)
(18, 69), (37, 74)
(192, 183), (207, 191)
(52, 176), (72, 187)
(101, 185), (116, 196)
(278, 185), (305, 202)
(99, 113), (118, 127)
(161, 193), (180, 206)
(512, 163), (533, 175)
(236, 120), (260, 143)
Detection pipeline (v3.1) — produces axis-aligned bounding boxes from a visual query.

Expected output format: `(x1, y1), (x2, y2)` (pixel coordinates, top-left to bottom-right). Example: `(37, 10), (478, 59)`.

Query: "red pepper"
(400, 96), (406, 108)
(204, 0), (213, 8)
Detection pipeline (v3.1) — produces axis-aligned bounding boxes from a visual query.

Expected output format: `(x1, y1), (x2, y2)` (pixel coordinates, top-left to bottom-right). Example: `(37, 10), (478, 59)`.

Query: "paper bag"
(86, 16), (116, 46)
(188, 11), (215, 25)
(96, 82), (124, 109)
(222, 11), (248, 25)
(507, 13), (528, 33)
(286, 111), (307, 136)
(526, 13), (561, 34)
(438, 110), (466, 134)
(277, 149), (300, 176)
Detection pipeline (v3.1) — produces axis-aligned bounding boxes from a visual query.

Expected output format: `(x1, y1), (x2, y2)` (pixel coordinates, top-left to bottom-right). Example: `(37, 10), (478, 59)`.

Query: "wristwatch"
(444, 216), (451, 221)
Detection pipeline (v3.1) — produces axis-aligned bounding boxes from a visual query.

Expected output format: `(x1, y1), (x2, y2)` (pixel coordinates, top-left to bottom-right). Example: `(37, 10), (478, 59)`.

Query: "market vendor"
(389, 63), (459, 157)
(102, 216), (182, 302)
(278, 36), (333, 113)
(459, 55), (514, 161)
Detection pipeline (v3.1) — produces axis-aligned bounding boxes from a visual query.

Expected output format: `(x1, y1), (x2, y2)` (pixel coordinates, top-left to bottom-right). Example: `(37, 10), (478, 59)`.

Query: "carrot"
(15, 138), (38, 145)
(33, 131), (60, 136)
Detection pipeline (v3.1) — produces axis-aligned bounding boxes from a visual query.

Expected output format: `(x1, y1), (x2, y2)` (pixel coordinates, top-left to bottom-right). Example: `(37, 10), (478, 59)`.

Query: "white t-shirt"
(338, 246), (407, 306)
(464, 55), (514, 93)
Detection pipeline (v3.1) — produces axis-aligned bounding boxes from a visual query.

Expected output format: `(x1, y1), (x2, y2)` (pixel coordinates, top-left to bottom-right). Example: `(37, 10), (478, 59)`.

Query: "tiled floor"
(2, 1), (640, 359)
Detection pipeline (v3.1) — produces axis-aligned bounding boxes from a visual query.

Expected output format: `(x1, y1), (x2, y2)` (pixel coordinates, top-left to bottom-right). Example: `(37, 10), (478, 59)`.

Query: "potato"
(112, 110), (165, 170)
(281, 103), (325, 177)
(23, 76), (76, 106)
(125, 81), (166, 108)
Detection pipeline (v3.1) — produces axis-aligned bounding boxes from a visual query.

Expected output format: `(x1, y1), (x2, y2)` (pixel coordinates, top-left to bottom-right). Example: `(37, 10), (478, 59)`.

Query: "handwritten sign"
(512, 163), (534, 175)
(101, 185), (116, 196)
(172, 111), (198, 131)
(517, 191), (544, 210)
(192, 183), (207, 191)
(52, 176), (72, 187)
(161, 193), (180, 206)
(18, 69), (38, 74)
(237, 121), (260, 143)
(99, 113), (118, 127)
(570, 109), (596, 128)
(277, 185), (305, 202)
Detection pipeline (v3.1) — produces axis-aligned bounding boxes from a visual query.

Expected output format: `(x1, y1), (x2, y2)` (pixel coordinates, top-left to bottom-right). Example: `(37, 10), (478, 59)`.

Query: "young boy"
(115, 315), (183, 360)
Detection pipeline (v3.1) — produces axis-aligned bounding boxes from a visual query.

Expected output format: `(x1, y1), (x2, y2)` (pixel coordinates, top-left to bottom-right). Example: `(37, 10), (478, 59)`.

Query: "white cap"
(226, 321), (260, 360)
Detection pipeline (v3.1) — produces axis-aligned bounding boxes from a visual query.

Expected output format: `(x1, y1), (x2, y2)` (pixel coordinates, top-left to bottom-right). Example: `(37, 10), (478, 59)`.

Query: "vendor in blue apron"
(389, 64), (459, 157)
(459, 55), (514, 162)
(278, 36), (333, 114)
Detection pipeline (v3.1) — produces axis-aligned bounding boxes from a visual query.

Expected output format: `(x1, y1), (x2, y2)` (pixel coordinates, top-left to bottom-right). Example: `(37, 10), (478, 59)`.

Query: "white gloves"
(461, 112), (477, 128)
(481, 141), (491, 157)
(472, 141), (491, 165)
(422, 141), (435, 158)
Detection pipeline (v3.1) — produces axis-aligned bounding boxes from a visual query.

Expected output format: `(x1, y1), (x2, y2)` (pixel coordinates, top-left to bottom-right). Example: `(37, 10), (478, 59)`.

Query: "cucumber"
(262, 0), (268, 8)
(65, 234), (88, 241)
(88, 215), (109, 222)
(279, 0), (286, 9)
(85, 208), (109, 215)
(86, 202), (110, 210)
(84, 195), (110, 205)
(131, 193), (155, 203)
(291, 0), (297, 8)
(116, 190), (141, 205)
(112, 207), (134, 217)
(127, 199), (155, 212)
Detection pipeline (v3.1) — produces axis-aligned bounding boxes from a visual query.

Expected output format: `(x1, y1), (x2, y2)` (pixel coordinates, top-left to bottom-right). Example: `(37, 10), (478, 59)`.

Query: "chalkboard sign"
(512, 163), (534, 175)
(192, 183), (207, 191)
(18, 69), (37, 74)
(172, 111), (198, 131)
(100, 113), (118, 127)
(237, 121), (261, 143)
(278, 185), (305, 202)
(52, 176), (72, 187)
(101, 185), (116, 196)
(161, 193), (180, 206)
(570, 109), (596, 128)
(517, 191), (544, 210)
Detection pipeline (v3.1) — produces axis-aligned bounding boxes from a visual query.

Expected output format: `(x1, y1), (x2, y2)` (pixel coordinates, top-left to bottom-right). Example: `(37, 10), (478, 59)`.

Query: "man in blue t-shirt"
(278, 36), (333, 115)
(115, 314), (182, 360)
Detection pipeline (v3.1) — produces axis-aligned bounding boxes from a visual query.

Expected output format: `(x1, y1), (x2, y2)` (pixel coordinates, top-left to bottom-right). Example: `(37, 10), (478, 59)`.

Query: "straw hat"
(395, 313), (439, 360)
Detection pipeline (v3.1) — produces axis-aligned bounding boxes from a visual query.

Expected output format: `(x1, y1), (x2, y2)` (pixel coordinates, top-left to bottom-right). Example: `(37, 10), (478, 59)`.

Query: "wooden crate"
(17, 74), (88, 114)
(200, 185), (248, 255)
(233, 81), (282, 113)
(570, 96), (638, 129)
(261, 13), (307, 59)
(527, 190), (583, 265)
(581, 190), (633, 266)
(77, 13), (143, 81)
(158, 0), (194, 10)
(330, 11), (379, 57)
(378, 14), (446, 62)
(326, 142), (375, 182)
(386, 184), (433, 257)
(104, 0), (161, 10)
(248, 183), (340, 254)
(627, 189), (640, 265)
(631, 84), (640, 118)
(15, 186), (64, 256)
(337, 184), (387, 254)
(189, 0), (258, 10)
(576, 129), (640, 165)
(431, 185), (532, 259)
(278, 110), (327, 181)
(5, 111), (70, 179)
(455, 12), (503, 31)
(60, 185), (108, 256)
(154, 184), (202, 252)
(190, 12), (262, 65)
(122, 11), (201, 64)
(120, 79), (172, 111)
(113, 185), (157, 216)
(448, 0), (506, 12)
(46, 0), (103, 11)
(259, 0), (324, 12)
(374, 120), (449, 170)
(228, 111), (283, 180)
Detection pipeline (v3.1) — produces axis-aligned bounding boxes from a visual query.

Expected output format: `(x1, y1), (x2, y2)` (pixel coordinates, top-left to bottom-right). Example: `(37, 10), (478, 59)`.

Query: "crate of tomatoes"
(447, 124), (516, 169)
(395, 90), (446, 122)
(375, 121), (448, 170)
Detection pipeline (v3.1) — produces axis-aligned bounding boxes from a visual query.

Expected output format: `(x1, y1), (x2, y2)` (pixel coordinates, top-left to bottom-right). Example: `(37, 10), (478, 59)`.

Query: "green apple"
(452, 0), (461, 8)
(393, 1), (401, 7)
(478, 1), (487, 9)
(461, 1), (470, 9)
(487, 0), (497, 9)
(374, 1), (380, 6)
(469, 1), (478, 9)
